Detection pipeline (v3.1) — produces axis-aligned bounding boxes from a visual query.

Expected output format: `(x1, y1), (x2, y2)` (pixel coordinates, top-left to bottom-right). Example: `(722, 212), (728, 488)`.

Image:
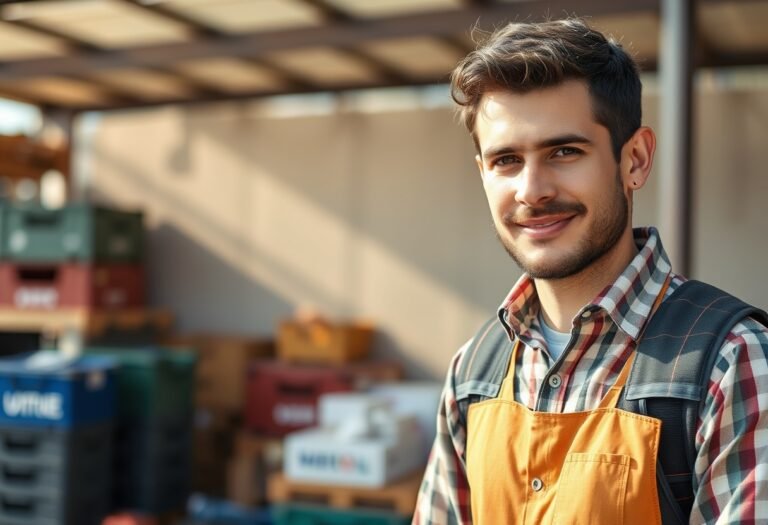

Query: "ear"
(620, 127), (656, 191)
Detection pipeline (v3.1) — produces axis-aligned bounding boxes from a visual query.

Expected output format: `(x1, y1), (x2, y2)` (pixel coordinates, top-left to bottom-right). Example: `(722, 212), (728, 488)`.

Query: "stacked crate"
(85, 346), (196, 515)
(0, 351), (116, 525)
(0, 202), (145, 309)
(0, 202), (166, 350)
(162, 335), (274, 498)
(245, 318), (401, 437)
(236, 316), (420, 524)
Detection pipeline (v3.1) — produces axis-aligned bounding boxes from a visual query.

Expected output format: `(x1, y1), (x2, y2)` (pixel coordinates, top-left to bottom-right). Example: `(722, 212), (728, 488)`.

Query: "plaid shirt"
(413, 227), (768, 525)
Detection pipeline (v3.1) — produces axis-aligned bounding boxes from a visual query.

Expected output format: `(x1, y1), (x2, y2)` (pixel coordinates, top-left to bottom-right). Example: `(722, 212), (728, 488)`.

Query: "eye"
(552, 147), (582, 158)
(492, 155), (521, 167)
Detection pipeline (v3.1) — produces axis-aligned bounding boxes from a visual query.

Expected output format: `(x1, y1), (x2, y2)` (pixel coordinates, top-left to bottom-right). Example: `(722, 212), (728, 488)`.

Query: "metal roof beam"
(65, 77), (449, 113)
(0, 0), (661, 81)
(120, 0), (321, 93)
(294, 0), (416, 86)
(0, 15), (235, 100)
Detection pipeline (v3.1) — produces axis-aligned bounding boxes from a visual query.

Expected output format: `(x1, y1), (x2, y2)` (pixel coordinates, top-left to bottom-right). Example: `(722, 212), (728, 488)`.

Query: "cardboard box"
(283, 416), (424, 487)
(226, 431), (282, 507)
(277, 319), (374, 364)
(318, 392), (389, 428)
(369, 382), (442, 458)
(191, 410), (238, 496)
(166, 334), (274, 413)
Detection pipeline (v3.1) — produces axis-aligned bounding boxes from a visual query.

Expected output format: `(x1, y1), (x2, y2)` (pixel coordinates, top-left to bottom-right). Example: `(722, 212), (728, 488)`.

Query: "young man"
(413, 18), (768, 525)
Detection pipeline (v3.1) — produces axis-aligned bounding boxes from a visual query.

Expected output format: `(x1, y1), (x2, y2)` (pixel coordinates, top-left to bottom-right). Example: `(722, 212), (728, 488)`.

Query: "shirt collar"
(498, 227), (673, 341)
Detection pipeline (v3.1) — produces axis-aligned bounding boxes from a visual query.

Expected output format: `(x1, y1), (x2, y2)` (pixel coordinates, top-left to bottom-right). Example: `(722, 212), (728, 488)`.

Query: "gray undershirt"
(537, 310), (571, 362)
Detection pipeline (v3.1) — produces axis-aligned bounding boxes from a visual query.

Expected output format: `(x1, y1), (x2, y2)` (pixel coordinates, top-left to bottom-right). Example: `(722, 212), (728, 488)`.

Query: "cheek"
(483, 176), (513, 205)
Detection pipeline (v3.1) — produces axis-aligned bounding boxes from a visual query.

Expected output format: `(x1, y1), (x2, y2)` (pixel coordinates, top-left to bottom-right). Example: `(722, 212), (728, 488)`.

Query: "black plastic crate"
(112, 416), (192, 513)
(0, 481), (111, 525)
(0, 423), (113, 525)
(0, 423), (112, 471)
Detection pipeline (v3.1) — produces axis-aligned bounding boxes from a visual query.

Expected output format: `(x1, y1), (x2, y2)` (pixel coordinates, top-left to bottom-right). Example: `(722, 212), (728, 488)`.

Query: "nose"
(514, 162), (555, 207)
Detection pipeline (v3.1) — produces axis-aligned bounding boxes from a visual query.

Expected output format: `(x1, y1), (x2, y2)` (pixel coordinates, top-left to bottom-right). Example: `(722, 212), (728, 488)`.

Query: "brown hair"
(451, 18), (641, 160)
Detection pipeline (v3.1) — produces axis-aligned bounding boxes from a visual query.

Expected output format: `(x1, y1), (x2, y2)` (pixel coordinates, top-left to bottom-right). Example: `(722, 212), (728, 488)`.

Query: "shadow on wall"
(200, 106), (512, 312)
(85, 103), (519, 379)
(89, 189), (438, 378)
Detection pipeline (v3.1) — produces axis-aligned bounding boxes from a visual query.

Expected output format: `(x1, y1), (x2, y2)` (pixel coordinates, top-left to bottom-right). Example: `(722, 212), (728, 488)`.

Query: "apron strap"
(498, 339), (521, 400)
(597, 351), (637, 409)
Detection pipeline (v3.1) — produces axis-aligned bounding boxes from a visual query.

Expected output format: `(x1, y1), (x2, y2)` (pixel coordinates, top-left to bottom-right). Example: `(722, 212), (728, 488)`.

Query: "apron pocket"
(552, 452), (630, 525)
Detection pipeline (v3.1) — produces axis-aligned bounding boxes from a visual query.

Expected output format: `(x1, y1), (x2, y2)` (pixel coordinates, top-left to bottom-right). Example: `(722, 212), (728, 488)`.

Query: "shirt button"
(531, 478), (544, 492)
(548, 374), (562, 388)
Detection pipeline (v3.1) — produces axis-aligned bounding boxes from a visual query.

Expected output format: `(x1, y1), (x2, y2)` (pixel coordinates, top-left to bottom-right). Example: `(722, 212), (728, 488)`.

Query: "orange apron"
(466, 339), (663, 524)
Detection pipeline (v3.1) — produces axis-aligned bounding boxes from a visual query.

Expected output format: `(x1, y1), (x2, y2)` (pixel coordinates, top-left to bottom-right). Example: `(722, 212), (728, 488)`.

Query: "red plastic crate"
(0, 263), (144, 310)
(244, 360), (401, 436)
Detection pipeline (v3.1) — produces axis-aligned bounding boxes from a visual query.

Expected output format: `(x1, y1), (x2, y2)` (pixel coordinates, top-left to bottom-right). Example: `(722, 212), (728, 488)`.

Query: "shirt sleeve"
(412, 341), (473, 525)
(690, 317), (768, 524)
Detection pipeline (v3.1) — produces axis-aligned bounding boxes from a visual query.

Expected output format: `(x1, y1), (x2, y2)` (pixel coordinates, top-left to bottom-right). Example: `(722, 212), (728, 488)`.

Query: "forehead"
(475, 80), (604, 151)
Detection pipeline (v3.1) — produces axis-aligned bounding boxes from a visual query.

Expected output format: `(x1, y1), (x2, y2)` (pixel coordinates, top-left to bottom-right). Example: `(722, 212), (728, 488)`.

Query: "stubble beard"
(496, 170), (629, 280)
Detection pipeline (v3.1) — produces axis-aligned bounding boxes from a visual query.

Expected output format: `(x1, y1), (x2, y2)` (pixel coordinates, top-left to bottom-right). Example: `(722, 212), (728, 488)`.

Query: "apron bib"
(466, 336), (663, 525)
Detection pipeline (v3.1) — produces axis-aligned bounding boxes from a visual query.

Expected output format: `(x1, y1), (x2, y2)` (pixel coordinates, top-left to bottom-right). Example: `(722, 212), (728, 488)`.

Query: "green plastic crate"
(84, 347), (196, 423)
(272, 504), (411, 525)
(2, 203), (144, 263)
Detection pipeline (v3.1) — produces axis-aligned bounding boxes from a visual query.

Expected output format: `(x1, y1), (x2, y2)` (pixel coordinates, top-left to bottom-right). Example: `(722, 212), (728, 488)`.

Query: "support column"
(658, 0), (695, 275)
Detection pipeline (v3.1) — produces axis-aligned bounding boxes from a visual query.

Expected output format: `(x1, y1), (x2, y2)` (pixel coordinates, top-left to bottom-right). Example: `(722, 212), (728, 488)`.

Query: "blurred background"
(0, 0), (765, 524)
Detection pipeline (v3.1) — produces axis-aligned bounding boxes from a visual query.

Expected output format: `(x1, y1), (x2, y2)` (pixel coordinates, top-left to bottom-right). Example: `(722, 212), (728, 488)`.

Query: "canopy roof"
(0, 0), (764, 112)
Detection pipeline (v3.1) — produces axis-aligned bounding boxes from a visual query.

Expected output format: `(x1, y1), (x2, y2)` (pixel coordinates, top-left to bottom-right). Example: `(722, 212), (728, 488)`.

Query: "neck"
(536, 229), (638, 332)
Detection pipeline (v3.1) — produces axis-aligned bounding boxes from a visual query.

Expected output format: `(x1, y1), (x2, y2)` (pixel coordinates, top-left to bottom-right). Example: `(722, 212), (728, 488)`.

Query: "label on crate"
(298, 451), (370, 474)
(273, 404), (314, 426)
(14, 288), (59, 309)
(2, 391), (63, 420)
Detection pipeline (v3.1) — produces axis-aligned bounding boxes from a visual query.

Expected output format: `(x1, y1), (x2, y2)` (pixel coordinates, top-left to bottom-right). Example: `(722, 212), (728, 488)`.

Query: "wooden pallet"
(267, 469), (423, 516)
(0, 307), (172, 340)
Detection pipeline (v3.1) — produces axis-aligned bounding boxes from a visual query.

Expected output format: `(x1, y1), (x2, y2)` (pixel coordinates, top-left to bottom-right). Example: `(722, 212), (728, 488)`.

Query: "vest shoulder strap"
(454, 315), (513, 405)
(619, 279), (768, 524)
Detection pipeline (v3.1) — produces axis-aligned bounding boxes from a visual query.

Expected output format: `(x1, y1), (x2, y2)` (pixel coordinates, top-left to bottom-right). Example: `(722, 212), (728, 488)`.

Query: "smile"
(514, 215), (575, 240)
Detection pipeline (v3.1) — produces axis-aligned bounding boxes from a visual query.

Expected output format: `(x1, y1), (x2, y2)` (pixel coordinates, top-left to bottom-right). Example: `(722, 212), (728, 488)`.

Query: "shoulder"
(711, 316), (768, 376)
(698, 309), (768, 417)
(445, 317), (514, 403)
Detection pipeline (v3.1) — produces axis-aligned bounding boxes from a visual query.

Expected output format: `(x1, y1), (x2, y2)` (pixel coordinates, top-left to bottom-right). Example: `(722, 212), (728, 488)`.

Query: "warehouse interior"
(0, 0), (766, 524)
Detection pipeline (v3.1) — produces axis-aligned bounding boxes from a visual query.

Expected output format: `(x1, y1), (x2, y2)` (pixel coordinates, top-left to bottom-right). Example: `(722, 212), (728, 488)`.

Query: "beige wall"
(78, 80), (768, 380)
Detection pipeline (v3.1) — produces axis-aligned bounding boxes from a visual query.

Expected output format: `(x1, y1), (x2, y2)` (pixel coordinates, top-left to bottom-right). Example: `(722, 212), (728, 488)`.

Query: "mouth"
(513, 215), (576, 240)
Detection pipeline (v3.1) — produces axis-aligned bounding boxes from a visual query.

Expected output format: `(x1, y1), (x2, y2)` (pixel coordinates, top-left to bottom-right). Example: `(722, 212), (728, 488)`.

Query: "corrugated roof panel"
(700, 3), (768, 52)
(362, 37), (464, 79)
(323, 0), (463, 18)
(88, 68), (198, 100)
(165, 0), (323, 32)
(174, 58), (288, 93)
(2, 77), (113, 106)
(265, 48), (380, 86)
(6, 0), (191, 48)
(0, 21), (67, 59)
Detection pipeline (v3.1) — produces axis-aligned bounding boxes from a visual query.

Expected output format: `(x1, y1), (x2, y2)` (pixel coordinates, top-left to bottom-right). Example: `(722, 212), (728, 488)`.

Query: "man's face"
(474, 80), (631, 280)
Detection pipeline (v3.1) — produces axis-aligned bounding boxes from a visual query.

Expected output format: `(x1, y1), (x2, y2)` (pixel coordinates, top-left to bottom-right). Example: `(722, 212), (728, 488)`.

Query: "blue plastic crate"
(187, 495), (273, 525)
(0, 351), (116, 428)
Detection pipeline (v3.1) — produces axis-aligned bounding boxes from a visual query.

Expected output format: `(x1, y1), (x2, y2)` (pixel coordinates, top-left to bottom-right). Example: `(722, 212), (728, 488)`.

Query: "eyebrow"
(482, 134), (593, 160)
